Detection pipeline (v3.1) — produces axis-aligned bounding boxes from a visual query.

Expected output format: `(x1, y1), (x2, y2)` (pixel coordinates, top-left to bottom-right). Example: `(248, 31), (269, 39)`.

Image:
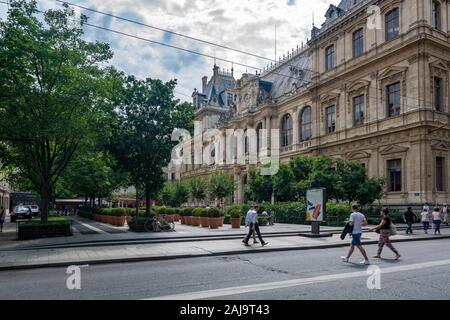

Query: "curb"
(10, 225), (448, 251)
(1, 234), (449, 272)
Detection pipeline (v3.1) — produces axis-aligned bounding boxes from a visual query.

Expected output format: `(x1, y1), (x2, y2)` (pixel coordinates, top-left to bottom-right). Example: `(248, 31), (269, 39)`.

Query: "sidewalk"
(1, 226), (449, 271)
(0, 216), (346, 251)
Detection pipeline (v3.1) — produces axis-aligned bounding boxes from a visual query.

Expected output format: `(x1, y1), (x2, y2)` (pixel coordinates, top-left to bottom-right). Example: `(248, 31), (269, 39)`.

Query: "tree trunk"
(145, 186), (151, 217)
(135, 185), (139, 218)
(40, 182), (50, 224)
(84, 196), (88, 207)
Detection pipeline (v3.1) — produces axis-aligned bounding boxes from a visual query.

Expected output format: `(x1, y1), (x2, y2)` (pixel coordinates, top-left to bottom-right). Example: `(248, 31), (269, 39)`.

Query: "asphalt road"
(1, 238), (449, 300)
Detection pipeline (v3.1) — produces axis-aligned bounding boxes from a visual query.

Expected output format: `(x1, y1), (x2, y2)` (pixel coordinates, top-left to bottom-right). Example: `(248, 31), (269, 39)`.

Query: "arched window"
(281, 114), (293, 147)
(300, 107), (312, 142)
(432, 0), (442, 30)
(256, 122), (263, 152)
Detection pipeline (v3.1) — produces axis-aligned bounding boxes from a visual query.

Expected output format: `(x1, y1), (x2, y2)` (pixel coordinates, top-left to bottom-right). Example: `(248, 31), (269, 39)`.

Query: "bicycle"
(144, 216), (175, 232)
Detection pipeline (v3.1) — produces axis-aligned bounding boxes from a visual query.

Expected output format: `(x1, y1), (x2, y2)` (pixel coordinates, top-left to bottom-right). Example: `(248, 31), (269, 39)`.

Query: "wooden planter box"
(110, 216), (126, 226)
(185, 216), (193, 225)
(200, 217), (209, 228)
(219, 216), (224, 227)
(191, 216), (200, 227)
(174, 214), (180, 222)
(209, 217), (221, 229)
(231, 218), (241, 229)
(180, 216), (186, 224)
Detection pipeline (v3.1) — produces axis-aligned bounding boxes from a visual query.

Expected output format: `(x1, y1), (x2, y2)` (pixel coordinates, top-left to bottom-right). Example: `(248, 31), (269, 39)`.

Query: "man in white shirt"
(341, 205), (370, 265)
(243, 206), (268, 247)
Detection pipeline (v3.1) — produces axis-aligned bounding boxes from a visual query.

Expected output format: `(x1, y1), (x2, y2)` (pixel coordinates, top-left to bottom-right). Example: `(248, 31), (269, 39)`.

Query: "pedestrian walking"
(341, 205), (370, 265)
(0, 206), (5, 232)
(243, 206), (268, 247)
(421, 209), (430, 234)
(404, 207), (416, 235)
(369, 208), (401, 260)
(242, 220), (259, 244)
(442, 204), (449, 226)
(432, 207), (442, 235)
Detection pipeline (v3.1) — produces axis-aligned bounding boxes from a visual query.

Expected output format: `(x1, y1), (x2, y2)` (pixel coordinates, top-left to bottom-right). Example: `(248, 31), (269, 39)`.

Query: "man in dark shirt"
(404, 207), (416, 235)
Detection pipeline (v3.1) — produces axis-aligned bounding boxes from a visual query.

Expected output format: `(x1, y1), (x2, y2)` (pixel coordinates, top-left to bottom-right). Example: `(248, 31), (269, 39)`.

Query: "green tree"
(55, 150), (129, 207)
(189, 177), (207, 206)
(335, 160), (384, 205)
(0, 1), (115, 223)
(245, 169), (273, 203)
(272, 164), (295, 202)
(110, 75), (194, 215)
(208, 172), (235, 209)
(173, 181), (189, 207)
(307, 156), (339, 200)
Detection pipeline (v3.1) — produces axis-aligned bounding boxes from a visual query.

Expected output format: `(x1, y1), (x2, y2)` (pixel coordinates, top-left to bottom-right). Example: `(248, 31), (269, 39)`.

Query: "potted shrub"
(200, 209), (209, 228)
(219, 210), (225, 227)
(173, 208), (180, 222)
(165, 207), (176, 222)
(112, 208), (127, 226)
(157, 207), (166, 220)
(191, 208), (202, 227)
(100, 209), (109, 224)
(208, 208), (222, 229)
(185, 208), (193, 225)
(179, 208), (186, 224)
(229, 208), (242, 229)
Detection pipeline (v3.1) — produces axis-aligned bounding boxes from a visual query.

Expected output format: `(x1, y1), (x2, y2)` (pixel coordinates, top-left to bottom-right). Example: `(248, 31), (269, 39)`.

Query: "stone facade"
(177, 0), (450, 206)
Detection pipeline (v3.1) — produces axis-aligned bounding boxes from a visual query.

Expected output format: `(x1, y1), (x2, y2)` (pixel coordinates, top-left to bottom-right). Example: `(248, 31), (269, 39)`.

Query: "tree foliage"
(109, 75), (194, 215)
(0, 1), (115, 222)
(248, 156), (384, 205)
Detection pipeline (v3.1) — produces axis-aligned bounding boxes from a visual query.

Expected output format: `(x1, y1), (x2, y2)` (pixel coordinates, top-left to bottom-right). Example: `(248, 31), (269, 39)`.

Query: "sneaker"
(395, 254), (401, 260)
(360, 260), (371, 265)
(341, 256), (349, 263)
(243, 242), (250, 247)
(373, 255), (381, 259)
(254, 241), (259, 244)
(261, 241), (268, 247)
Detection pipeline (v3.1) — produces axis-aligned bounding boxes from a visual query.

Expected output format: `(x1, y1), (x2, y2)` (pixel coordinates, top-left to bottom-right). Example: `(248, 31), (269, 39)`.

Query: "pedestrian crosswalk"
(70, 218), (128, 235)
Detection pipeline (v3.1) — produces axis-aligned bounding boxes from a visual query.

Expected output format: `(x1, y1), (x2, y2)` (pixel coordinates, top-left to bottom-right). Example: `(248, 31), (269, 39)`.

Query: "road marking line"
(72, 219), (108, 235)
(145, 258), (450, 300)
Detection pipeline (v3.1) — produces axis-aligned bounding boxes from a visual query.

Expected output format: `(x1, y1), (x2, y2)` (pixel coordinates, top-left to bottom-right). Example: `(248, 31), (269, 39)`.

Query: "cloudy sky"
(1, 0), (340, 101)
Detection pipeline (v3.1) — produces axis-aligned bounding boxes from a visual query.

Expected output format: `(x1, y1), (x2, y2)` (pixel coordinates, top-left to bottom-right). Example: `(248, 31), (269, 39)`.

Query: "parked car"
(10, 205), (33, 222)
(27, 205), (40, 216)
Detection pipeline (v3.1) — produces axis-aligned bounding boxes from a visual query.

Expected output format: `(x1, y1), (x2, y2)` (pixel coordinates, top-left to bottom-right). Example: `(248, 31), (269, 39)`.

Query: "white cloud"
(0, 0), (341, 101)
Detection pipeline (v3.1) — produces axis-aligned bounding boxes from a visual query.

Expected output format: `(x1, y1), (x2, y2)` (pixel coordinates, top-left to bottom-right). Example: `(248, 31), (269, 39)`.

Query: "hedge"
(18, 220), (72, 240)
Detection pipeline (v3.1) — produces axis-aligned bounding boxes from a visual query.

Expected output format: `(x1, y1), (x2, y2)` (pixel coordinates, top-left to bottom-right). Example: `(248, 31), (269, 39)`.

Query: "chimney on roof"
(213, 64), (219, 87)
(202, 76), (208, 94)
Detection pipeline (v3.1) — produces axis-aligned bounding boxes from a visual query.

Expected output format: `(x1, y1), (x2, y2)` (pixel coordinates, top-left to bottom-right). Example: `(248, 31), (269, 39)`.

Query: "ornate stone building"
(176, 0), (450, 206)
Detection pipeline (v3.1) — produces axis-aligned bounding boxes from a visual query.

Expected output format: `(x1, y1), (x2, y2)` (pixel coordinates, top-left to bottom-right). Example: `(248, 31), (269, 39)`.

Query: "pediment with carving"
(379, 66), (408, 80)
(346, 150), (371, 160)
(380, 144), (409, 155)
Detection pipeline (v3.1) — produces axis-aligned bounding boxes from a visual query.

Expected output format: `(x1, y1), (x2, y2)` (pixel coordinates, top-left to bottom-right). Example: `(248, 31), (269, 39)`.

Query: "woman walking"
(0, 206), (5, 232)
(432, 207), (442, 235)
(421, 209), (430, 234)
(442, 204), (449, 226)
(369, 208), (401, 260)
